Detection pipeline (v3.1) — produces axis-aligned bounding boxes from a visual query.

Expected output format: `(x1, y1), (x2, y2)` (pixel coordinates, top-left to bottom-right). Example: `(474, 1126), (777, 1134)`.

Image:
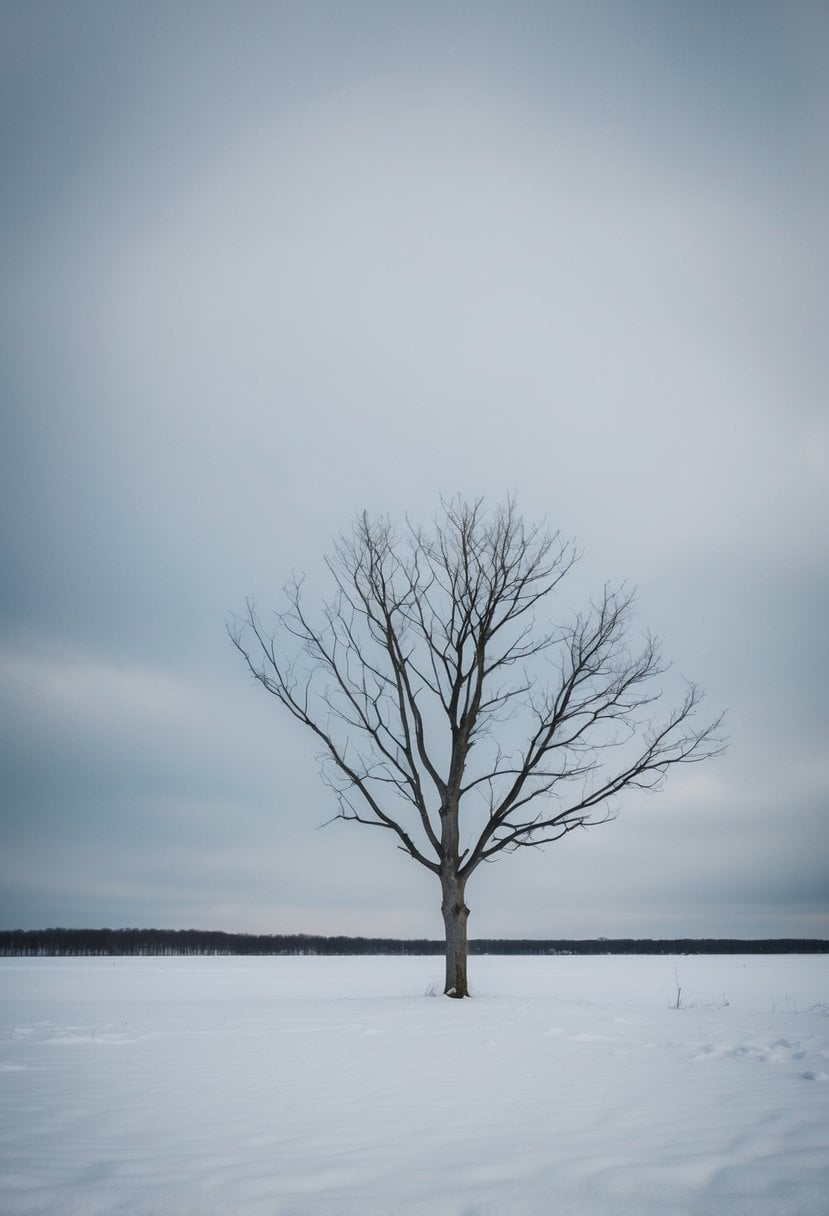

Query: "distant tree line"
(0, 928), (826, 957)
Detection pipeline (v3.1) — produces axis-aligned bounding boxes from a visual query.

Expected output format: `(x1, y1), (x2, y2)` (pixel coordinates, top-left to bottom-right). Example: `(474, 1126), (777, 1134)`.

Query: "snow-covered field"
(1, 955), (827, 1215)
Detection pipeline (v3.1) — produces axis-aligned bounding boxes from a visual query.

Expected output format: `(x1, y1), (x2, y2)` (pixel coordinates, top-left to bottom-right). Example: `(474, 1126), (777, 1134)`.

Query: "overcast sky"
(2, 1), (827, 941)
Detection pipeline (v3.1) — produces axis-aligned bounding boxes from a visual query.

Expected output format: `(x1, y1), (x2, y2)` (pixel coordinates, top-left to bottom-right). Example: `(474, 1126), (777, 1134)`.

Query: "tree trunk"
(441, 872), (470, 997)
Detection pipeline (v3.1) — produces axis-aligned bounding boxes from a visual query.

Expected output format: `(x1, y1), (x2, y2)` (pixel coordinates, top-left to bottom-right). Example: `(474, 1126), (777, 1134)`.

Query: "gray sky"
(2, 0), (827, 940)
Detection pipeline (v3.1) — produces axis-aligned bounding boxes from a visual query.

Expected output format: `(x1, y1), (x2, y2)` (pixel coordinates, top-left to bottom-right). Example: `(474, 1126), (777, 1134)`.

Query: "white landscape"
(1, 955), (827, 1216)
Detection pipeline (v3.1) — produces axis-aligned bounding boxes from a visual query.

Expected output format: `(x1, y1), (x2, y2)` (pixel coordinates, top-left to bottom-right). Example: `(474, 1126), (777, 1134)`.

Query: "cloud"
(1, 0), (826, 938)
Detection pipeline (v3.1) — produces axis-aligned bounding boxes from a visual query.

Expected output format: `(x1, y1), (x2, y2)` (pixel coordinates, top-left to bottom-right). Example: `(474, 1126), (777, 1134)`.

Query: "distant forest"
(1, 928), (826, 957)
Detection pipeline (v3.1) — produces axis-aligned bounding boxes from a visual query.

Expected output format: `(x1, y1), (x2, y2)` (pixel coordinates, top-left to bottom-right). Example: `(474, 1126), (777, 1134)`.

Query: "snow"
(1, 954), (827, 1215)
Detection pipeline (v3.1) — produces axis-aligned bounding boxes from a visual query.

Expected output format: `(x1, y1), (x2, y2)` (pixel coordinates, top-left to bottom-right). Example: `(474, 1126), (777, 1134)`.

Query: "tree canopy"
(231, 497), (726, 995)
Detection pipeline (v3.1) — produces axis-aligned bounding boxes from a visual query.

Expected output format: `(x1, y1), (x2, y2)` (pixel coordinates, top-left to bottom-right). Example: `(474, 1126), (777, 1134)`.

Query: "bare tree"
(229, 498), (725, 997)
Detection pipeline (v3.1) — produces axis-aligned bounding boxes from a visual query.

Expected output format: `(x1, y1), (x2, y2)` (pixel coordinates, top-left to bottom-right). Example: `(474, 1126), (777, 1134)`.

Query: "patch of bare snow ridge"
(0, 954), (827, 1215)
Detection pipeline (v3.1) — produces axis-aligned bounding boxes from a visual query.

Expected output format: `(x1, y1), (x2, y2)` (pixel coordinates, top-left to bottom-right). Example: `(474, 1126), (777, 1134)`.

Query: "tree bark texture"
(441, 872), (469, 998)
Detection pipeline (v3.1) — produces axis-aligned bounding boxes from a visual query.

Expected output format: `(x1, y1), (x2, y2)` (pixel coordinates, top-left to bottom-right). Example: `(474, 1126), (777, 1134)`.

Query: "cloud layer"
(2, 1), (827, 938)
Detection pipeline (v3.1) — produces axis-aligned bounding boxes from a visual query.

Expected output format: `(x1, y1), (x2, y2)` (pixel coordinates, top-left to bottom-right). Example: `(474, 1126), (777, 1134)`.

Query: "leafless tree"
(229, 498), (725, 997)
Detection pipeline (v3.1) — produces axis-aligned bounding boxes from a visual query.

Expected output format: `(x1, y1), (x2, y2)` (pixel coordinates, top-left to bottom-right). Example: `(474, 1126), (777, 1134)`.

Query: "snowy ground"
(1, 955), (827, 1215)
